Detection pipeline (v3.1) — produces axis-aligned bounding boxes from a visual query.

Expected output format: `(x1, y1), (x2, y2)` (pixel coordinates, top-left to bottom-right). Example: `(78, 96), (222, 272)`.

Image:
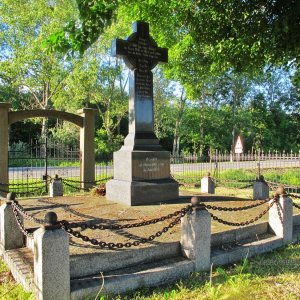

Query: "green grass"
(173, 168), (300, 189)
(6, 174), (113, 197)
(0, 260), (33, 300)
(111, 243), (300, 300)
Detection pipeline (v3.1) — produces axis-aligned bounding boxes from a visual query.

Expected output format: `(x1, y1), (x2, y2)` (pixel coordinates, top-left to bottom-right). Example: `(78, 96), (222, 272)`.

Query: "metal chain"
(292, 200), (300, 210)
(209, 198), (276, 227)
(11, 204), (33, 237)
(288, 193), (300, 199)
(62, 177), (111, 184)
(10, 185), (46, 196)
(62, 180), (90, 191)
(203, 199), (269, 212)
(8, 180), (46, 187)
(266, 180), (300, 191)
(63, 206), (191, 230)
(11, 202), (46, 225)
(61, 215), (183, 249)
(275, 201), (284, 225)
(218, 179), (255, 183)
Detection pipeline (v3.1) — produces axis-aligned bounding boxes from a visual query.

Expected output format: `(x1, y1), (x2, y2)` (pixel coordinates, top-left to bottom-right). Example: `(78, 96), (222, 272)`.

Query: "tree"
(45, 1), (299, 86)
(0, 0), (78, 135)
(55, 42), (128, 155)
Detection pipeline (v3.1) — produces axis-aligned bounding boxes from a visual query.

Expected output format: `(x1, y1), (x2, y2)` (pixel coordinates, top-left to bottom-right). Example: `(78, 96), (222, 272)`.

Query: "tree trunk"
(172, 88), (186, 156)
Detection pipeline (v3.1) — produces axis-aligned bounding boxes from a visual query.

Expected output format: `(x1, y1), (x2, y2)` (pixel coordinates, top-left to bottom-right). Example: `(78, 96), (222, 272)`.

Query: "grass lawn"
(118, 243), (300, 300)
(1, 243), (300, 300)
(0, 260), (33, 300)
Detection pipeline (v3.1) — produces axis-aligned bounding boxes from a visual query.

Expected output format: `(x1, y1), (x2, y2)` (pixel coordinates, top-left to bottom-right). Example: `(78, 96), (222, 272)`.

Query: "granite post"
(34, 212), (70, 300)
(78, 108), (96, 190)
(49, 175), (63, 197)
(106, 21), (178, 205)
(0, 193), (24, 250)
(253, 175), (269, 200)
(269, 187), (293, 245)
(181, 197), (211, 271)
(201, 173), (215, 194)
(0, 102), (11, 196)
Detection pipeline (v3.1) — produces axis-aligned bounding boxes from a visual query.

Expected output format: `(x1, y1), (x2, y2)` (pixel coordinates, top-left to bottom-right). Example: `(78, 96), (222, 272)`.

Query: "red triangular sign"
(234, 136), (243, 154)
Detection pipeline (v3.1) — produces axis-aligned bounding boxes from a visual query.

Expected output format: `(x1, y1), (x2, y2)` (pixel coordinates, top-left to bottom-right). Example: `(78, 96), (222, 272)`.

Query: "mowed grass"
(115, 243), (300, 300)
(173, 167), (300, 188)
(0, 260), (33, 300)
(1, 243), (300, 300)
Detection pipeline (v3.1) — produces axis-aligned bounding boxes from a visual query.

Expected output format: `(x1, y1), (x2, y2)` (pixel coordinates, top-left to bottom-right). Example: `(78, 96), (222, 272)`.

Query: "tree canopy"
(45, 1), (300, 83)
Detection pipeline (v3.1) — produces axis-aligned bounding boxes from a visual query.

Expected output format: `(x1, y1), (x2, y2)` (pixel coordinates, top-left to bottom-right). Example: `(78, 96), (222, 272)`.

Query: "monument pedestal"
(106, 149), (179, 205)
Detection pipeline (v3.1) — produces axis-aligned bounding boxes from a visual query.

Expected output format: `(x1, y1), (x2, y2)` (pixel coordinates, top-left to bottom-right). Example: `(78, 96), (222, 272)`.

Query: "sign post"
(234, 136), (243, 164)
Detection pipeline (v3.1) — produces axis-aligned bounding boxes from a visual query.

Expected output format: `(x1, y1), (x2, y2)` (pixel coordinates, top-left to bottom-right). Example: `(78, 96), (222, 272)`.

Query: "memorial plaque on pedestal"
(106, 21), (179, 205)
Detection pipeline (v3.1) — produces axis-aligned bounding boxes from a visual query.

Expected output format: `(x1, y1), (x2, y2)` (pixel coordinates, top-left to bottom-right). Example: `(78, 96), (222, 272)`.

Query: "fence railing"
(171, 150), (300, 163)
(5, 147), (300, 197)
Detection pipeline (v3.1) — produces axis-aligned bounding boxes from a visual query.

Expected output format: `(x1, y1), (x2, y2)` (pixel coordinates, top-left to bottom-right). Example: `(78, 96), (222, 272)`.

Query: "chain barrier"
(62, 180), (90, 191)
(10, 185), (46, 196)
(62, 178), (111, 184)
(11, 201), (46, 225)
(9, 180), (46, 187)
(265, 180), (300, 191)
(61, 213), (185, 249)
(62, 206), (191, 231)
(202, 198), (269, 212)
(209, 197), (276, 227)
(288, 193), (300, 199)
(293, 201), (300, 210)
(275, 201), (284, 225)
(11, 203), (33, 237)
(217, 179), (255, 183)
(287, 193), (300, 210)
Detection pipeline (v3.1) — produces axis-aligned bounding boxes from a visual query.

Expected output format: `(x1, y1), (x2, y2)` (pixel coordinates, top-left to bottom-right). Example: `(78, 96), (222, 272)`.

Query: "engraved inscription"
(135, 71), (152, 98)
(132, 156), (169, 180)
(138, 157), (165, 173)
(123, 37), (162, 62)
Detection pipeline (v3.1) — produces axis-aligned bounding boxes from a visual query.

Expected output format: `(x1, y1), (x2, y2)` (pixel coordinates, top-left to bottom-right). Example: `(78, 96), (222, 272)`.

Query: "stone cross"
(111, 21), (168, 147)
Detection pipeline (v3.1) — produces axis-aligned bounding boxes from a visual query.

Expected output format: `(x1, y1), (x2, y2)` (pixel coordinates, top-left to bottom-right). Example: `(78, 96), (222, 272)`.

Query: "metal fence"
(170, 152), (300, 189)
(6, 146), (300, 196)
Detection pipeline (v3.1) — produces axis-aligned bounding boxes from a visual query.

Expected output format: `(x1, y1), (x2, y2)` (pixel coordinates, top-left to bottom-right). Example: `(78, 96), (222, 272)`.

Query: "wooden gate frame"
(0, 103), (96, 195)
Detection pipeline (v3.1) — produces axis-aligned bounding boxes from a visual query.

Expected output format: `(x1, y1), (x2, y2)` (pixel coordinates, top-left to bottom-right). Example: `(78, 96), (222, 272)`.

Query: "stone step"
(212, 235), (283, 266)
(70, 241), (181, 278)
(70, 256), (194, 300)
(2, 247), (34, 292)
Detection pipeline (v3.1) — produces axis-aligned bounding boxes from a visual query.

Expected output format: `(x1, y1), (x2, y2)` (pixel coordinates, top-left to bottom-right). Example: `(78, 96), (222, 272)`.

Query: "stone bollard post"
(201, 172), (215, 194)
(0, 193), (24, 250)
(49, 175), (63, 197)
(253, 175), (269, 200)
(34, 212), (70, 300)
(269, 187), (293, 245)
(181, 197), (211, 271)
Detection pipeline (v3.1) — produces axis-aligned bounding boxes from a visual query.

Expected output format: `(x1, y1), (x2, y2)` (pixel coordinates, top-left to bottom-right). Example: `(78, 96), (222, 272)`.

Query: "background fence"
(5, 147), (300, 197)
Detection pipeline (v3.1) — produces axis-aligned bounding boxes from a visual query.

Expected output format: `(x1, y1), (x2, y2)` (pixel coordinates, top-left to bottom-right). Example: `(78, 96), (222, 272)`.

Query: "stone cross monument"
(106, 21), (179, 205)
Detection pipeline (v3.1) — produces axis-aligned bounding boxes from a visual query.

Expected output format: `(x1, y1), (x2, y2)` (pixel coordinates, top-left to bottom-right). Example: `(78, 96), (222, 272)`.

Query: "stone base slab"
(106, 179), (179, 206)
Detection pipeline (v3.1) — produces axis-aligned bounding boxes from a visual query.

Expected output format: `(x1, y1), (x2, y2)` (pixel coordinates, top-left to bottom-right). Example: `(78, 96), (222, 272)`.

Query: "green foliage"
(43, 0), (118, 55)
(95, 128), (123, 160)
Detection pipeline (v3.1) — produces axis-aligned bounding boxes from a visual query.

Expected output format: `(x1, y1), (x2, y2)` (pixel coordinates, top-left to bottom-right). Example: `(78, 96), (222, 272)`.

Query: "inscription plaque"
(133, 156), (169, 180)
